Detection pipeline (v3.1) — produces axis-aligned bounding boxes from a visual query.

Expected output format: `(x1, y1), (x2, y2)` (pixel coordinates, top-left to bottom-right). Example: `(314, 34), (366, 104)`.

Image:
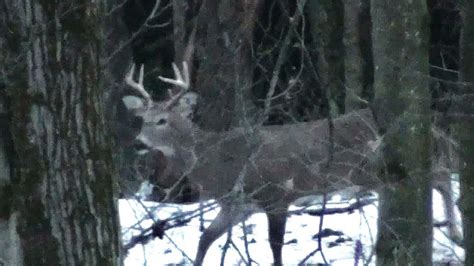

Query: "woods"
(0, 0), (472, 265)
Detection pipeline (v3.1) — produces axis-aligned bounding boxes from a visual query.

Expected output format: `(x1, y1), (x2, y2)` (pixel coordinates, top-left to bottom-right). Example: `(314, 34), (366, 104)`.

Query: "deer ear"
(122, 95), (146, 110)
(176, 92), (198, 119)
(180, 92), (198, 107)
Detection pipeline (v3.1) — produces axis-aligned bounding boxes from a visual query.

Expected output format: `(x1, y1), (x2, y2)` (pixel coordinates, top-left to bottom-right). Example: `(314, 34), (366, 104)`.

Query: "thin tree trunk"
(194, 0), (260, 131)
(0, 1), (121, 265)
(342, 0), (372, 112)
(371, 0), (433, 264)
(307, 0), (345, 116)
(456, 1), (474, 264)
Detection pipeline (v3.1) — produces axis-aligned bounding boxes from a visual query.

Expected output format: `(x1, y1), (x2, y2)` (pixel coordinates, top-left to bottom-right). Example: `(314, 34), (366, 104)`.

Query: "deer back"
(185, 109), (381, 203)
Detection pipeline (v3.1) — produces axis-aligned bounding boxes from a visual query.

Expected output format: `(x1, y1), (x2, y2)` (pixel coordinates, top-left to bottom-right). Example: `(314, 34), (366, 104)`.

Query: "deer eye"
(156, 118), (167, 125)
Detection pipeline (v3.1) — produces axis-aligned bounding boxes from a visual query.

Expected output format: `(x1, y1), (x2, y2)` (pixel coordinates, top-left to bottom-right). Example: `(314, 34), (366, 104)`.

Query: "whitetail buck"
(120, 62), (460, 265)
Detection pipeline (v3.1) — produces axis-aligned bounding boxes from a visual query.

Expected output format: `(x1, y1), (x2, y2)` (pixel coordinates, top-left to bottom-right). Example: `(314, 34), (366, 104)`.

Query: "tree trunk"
(194, 0), (260, 131)
(0, 88), (18, 265)
(307, 0), (345, 116)
(456, 1), (474, 264)
(0, 1), (121, 265)
(342, 0), (372, 112)
(371, 0), (433, 264)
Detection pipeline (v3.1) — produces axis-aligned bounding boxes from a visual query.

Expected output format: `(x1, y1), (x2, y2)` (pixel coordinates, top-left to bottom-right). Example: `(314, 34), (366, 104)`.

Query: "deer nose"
(133, 139), (151, 155)
(134, 134), (176, 157)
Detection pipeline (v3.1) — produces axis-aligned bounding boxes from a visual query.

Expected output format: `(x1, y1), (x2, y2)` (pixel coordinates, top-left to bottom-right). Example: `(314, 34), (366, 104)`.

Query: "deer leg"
(266, 209), (288, 266)
(434, 182), (463, 246)
(194, 202), (249, 266)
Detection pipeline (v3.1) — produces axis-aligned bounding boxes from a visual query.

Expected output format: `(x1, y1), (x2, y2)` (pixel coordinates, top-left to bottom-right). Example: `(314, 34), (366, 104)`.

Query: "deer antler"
(125, 64), (153, 108)
(158, 62), (190, 110)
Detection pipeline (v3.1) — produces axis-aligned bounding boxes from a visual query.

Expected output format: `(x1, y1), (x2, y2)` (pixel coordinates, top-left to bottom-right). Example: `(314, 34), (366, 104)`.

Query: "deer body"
(119, 63), (459, 265)
(175, 110), (381, 265)
(184, 109), (379, 200)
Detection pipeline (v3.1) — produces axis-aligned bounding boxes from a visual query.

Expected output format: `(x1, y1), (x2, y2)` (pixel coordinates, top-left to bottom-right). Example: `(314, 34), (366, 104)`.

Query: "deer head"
(120, 62), (199, 195)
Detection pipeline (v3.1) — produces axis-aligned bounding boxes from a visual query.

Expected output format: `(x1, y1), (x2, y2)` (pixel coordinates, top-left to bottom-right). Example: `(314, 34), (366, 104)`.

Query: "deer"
(118, 61), (461, 265)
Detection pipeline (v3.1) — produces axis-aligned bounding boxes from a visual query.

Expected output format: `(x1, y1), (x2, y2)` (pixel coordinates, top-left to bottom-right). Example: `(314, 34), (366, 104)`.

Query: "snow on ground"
(120, 181), (464, 265)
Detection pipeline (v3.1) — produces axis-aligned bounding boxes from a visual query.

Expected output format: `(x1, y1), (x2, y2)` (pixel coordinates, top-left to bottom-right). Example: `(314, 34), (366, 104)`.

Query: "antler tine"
(125, 64), (152, 108)
(171, 63), (183, 86)
(158, 62), (190, 89)
(158, 62), (191, 110)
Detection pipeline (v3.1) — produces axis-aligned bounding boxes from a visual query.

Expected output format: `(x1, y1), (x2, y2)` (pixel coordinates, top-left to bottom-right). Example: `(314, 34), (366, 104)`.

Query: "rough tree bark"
(0, 85), (17, 265)
(456, 1), (474, 264)
(371, 0), (433, 264)
(0, 1), (121, 265)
